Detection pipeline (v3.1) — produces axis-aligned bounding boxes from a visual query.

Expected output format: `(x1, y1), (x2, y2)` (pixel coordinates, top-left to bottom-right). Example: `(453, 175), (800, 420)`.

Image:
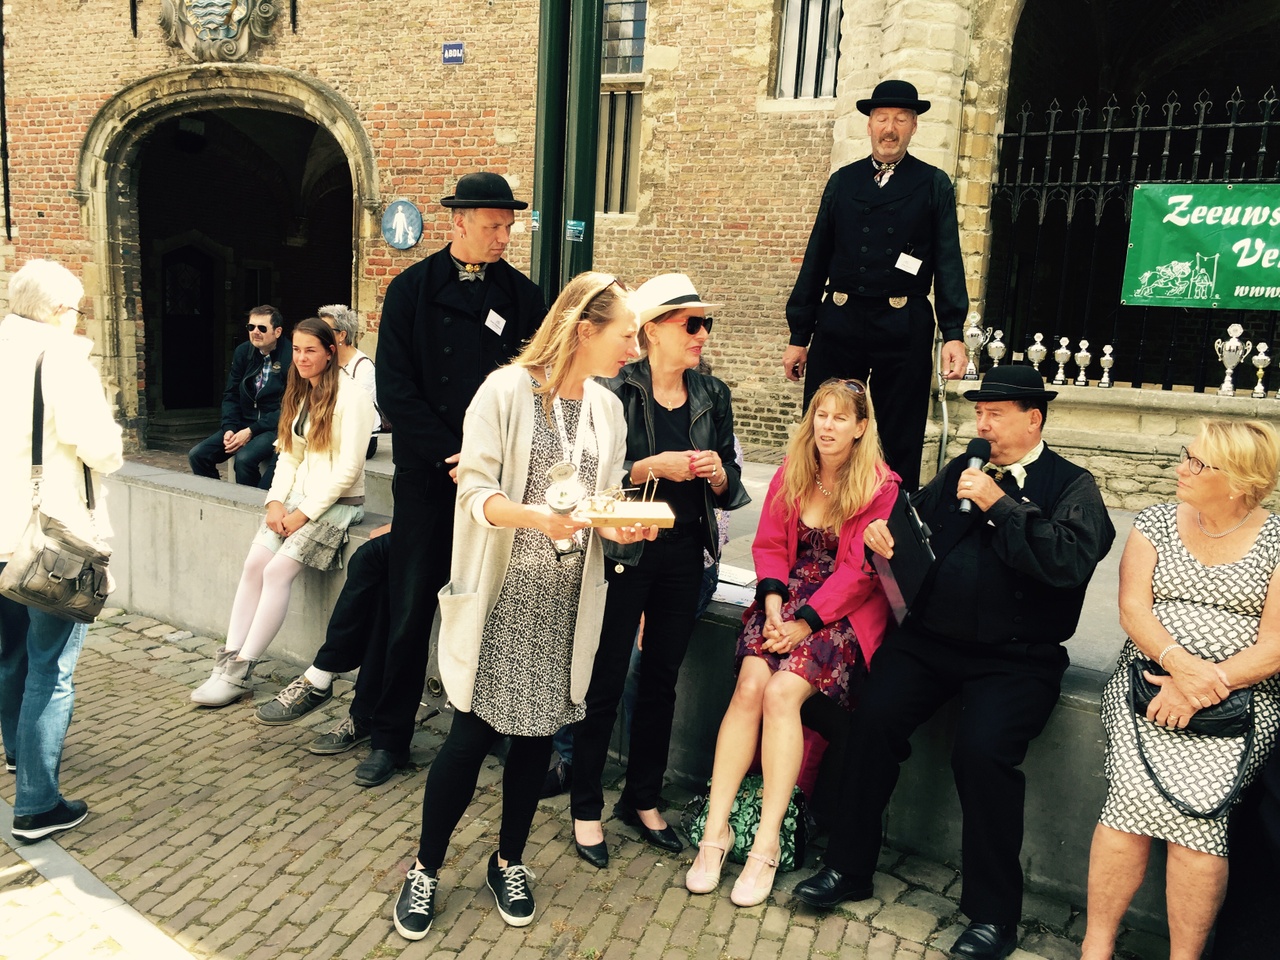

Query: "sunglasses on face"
(246, 323), (272, 334)
(659, 314), (714, 335)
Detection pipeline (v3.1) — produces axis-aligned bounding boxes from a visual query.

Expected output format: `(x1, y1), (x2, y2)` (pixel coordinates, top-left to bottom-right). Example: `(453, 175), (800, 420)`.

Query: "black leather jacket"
(601, 359), (750, 562)
(220, 338), (291, 436)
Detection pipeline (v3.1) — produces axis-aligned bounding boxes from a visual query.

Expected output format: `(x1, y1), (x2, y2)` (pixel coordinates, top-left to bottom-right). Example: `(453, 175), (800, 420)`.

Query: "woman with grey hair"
(319, 304), (382, 458)
(1, 259), (124, 842)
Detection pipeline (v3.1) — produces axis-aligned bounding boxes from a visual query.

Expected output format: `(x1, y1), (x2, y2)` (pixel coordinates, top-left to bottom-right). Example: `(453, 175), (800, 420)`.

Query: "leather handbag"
(0, 354), (113, 623)
(1128, 659), (1252, 738)
(1127, 657), (1254, 819)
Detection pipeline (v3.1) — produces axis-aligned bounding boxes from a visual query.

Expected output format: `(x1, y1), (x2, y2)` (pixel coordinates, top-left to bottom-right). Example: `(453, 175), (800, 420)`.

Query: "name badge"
(485, 310), (507, 335)
(895, 252), (923, 276)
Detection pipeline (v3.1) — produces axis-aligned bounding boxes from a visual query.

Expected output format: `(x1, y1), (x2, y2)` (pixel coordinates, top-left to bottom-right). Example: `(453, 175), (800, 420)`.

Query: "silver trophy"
(962, 312), (992, 381)
(1026, 333), (1048, 372)
(986, 330), (1007, 368)
(544, 463), (587, 557)
(1097, 345), (1115, 388)
(1052, 337), (1071, 386)
(1214, 323), (1253, 396)
(1074, 339), (1092, 387)
(1251, 343), (1270, 399)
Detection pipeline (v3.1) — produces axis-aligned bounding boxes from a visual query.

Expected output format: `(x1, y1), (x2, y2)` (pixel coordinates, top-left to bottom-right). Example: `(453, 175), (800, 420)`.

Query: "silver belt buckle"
(831, 291), (848, 306)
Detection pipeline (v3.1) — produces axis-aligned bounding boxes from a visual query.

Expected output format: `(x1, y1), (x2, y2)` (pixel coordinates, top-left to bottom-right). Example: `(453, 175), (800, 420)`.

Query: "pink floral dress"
(736, 520), (866, 710)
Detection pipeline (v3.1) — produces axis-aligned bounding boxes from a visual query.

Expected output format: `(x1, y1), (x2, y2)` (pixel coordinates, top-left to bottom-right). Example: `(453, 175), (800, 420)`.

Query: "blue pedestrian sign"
(382, 199), (423, 250)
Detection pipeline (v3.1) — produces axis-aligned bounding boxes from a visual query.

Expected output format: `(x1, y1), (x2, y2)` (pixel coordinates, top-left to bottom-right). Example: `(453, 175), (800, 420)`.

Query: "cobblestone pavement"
(1, 612), (1169, 960)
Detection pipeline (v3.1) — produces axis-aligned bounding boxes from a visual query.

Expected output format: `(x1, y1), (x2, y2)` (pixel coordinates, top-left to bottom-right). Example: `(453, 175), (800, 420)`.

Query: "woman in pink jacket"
(686, 378), (898, 907)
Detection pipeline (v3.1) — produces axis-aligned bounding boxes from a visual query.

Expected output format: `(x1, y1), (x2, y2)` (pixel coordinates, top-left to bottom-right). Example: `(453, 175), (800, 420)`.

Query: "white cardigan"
(0, 314), (123, 561)
(265, 374), (375, 520)
(437, 364), (627, 713)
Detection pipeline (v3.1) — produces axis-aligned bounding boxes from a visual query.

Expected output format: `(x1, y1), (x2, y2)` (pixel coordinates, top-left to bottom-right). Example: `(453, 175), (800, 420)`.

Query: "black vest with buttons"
(914, 447), (1093, 645)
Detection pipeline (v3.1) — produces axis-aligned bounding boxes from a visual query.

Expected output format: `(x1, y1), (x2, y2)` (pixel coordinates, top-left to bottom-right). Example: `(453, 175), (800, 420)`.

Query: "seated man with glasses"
(189, 305), (291, 488)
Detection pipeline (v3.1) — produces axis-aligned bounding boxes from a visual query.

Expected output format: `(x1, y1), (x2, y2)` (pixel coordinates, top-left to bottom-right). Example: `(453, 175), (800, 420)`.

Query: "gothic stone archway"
(74, 64), (381, 446)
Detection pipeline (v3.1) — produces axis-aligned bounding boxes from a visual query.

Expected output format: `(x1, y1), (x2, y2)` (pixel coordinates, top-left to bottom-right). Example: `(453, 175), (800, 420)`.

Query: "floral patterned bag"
(683, 774), (808, 872)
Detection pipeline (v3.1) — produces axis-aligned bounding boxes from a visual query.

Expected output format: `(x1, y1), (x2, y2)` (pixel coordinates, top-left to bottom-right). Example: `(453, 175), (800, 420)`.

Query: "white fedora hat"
(631, 273), (721, 324)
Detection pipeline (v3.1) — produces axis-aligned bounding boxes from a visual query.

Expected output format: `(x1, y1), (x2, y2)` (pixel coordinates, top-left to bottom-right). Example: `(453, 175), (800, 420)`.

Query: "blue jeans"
(188, 429), (278, 488)
(0, 571), (88, 816)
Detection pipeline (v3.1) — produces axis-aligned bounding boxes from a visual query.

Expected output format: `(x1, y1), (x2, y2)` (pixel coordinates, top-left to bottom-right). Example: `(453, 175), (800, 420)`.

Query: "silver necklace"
(815, 476), (833, 498)
(1197, 508), (1252, 539)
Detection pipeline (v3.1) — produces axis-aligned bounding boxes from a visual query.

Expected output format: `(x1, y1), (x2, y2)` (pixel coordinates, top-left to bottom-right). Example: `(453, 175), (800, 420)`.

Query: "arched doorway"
(75, 65), (381, 447)
(136, 109), (354, 441)
(984, 0), (1280, 391)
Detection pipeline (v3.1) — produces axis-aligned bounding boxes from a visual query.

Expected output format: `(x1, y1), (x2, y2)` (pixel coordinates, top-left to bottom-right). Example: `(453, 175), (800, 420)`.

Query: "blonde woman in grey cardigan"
(392, 272), (658, 941)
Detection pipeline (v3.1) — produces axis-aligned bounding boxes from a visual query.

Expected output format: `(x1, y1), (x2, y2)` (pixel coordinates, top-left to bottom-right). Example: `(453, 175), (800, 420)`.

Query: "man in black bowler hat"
(783, 78), (968, 491)
(357, 172), (546, 788)
(792, 365), (1115, 960)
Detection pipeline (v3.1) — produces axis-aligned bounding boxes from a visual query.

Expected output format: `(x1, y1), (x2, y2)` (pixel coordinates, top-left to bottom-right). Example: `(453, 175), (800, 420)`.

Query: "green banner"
(1122, 182), (1280, 310)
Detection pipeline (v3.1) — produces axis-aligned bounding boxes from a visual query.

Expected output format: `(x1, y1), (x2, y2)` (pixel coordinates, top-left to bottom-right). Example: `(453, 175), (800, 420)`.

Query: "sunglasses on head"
(822, 377), (866, 395)
(659, 314), (714, 335)
(246, 322), (272, 334)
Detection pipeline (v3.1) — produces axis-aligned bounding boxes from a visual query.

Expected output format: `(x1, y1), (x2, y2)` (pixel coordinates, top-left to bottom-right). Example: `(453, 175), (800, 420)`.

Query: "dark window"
(603, 1), (646, 74)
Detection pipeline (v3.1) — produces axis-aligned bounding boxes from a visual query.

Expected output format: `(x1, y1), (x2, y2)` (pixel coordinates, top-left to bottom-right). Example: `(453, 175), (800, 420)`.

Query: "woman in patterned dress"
(685, 378), (899, 906)
(192, 317), (374, 707)
(1083, 419), (1280, 960)
(391, 273), (656, 942)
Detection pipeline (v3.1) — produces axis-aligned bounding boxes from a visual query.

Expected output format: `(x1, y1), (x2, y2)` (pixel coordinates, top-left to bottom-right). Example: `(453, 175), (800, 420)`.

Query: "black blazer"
(376, 246), (546, 474)
(220, 338), (291, 437)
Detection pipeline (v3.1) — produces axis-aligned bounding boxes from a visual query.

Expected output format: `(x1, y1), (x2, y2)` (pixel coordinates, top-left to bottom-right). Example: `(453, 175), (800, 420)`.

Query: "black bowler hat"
(856, 79), (931, 116)
(964, 365), (1059, 402)
(440, 172), (529, 210)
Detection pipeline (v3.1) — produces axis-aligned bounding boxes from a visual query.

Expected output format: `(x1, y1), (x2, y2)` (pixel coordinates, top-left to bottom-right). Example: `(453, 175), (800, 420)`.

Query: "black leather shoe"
(949, 922), (1018, 960)
(354, 749), (407, 787)
(574, 839), (609, 869)
(612, 801), (683, 853)
(790, 867), (873, 909)
(540, 760), (572, 799)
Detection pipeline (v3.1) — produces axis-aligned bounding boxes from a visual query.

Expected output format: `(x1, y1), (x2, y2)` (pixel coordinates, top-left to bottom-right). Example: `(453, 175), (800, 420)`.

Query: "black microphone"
(958, 438), (991, 514)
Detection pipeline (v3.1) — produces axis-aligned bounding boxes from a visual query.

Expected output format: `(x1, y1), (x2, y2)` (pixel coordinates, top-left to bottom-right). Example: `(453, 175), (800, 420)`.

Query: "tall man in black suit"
(364, 173), (546, 788)
(792, 366), (1116, 960)
(188, 305), (290, 488)
(783, 79), (969, 491)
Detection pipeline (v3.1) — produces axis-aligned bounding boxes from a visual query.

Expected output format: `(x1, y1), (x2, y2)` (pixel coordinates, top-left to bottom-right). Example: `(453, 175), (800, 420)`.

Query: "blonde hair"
(513, 271), (632, 414)
(277, 317), (342, 457)
(1195, 418), (1280, 509)
(775, 379), (889, 531)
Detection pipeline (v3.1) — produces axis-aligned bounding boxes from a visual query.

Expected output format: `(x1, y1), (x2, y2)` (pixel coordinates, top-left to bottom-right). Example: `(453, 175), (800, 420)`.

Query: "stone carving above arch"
(160, 1), (278, 63)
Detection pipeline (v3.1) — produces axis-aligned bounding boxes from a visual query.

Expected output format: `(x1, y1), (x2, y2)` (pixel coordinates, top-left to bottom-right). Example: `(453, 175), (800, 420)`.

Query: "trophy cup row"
(961, 316), (1276, 398)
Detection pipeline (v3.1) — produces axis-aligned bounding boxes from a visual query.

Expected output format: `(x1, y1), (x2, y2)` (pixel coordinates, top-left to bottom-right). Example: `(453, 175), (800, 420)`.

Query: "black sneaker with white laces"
(486, 852), (536, 927)
(254, 675), (333, 725)
(11, 798), (89, 843)
(393, 867), (438, 941)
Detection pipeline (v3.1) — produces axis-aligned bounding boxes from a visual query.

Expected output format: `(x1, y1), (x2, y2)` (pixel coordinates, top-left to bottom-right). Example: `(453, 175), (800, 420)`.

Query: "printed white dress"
(470, 386), (598, 738)
(1099, 504), (1280, 854)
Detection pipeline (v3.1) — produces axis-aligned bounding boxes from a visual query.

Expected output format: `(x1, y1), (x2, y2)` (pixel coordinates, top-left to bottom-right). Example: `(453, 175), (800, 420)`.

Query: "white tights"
(224, 544), (304, 661)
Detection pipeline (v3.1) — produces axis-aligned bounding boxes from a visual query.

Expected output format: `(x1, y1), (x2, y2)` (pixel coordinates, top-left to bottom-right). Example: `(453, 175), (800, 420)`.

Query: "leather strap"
(28, 352), (94, 511)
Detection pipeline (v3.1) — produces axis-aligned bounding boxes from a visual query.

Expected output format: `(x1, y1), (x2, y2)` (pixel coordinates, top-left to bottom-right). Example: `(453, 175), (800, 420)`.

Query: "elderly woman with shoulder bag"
(0, 260), (124, 842)
(1083, 419), (1280, 960)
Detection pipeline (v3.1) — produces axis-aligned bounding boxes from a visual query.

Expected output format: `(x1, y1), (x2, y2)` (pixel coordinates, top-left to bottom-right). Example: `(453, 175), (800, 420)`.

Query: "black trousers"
(379, 467), (455, 757)
(188, 429), (278, 489)
(416, 709), (552, 872)
(822, 625), (1067, 925)
(570, 534), (704, 820)
(1213, 747), (1280, 958)
(311, 533), (392, 729)
(803, 296), (936, 492)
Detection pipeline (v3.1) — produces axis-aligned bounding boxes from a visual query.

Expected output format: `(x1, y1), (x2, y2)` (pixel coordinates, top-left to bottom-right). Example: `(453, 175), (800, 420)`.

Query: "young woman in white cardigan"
(192, 317), (374, 707)
(391, 272), (656, 941)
